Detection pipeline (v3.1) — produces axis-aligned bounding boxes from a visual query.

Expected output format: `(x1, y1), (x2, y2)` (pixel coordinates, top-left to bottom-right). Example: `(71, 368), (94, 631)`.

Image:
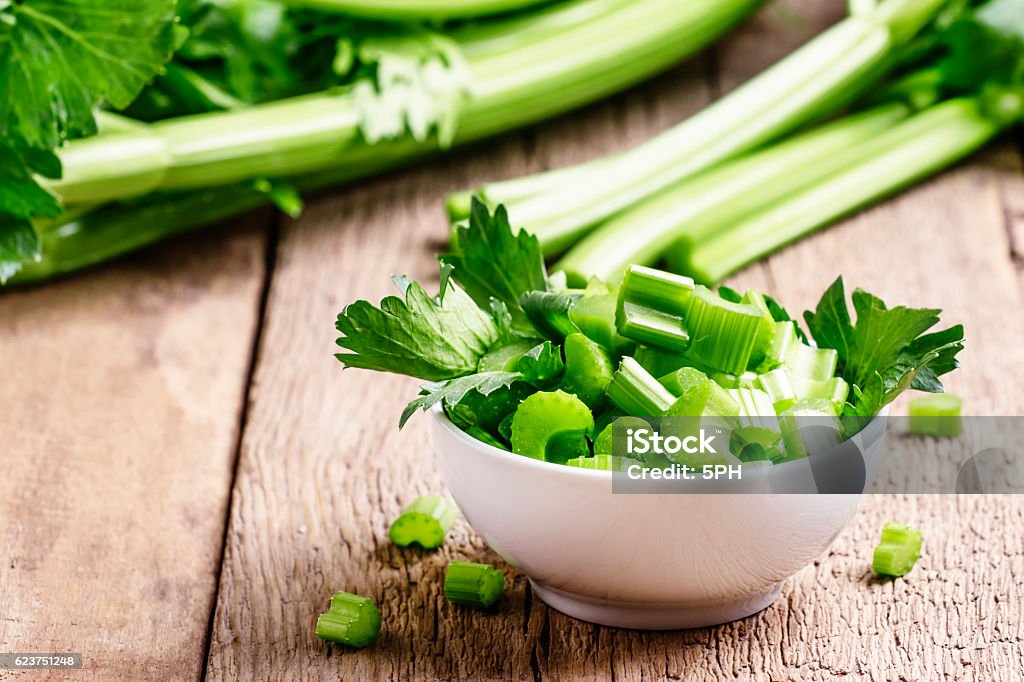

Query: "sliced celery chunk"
(560, 332), (615, 406)
(389, 495), (458, 550)
(872, 522), (922, 577)
(740, 289), (777, 369)
(565, 454), (621, 470)
(315, 592), (381, 648)
(909, 393), (962, 437)
(778, 398), (842, 461)
(785, 342), (838, 381)
(510, 390), (594, 462)
(684, 286), (762, 375)
(607, 357), (676, 416)
(445, 561), (505, 608)
(729, 387), (777, 430)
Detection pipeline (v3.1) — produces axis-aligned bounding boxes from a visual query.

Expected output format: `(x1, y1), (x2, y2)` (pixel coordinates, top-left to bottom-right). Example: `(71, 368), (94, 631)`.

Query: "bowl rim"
(432, 404), (889, 481)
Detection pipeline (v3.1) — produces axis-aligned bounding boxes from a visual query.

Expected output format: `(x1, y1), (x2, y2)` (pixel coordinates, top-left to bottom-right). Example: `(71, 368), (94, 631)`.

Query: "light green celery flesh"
(683, 97), (1005, 283)
(487, 6), (939, 252)
(555, 102), (909, 283)
(608, 358), (676, 416)
(281, 0), (551, 20)
(48, 0), (761, 206)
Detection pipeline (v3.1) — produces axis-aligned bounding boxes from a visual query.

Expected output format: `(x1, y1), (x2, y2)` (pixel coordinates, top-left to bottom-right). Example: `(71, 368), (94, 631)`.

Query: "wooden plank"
(0, 219), (268, 680)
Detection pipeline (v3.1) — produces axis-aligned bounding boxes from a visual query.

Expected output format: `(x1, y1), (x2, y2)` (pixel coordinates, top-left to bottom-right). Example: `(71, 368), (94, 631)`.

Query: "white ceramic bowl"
(433, 407), (888, 629)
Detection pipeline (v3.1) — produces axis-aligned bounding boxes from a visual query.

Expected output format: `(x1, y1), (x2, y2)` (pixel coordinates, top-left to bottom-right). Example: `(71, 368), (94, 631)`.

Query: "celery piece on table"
(316, 592), (382, 648)
(444, 561), (505, 607)
(872, 522), (923, 577)
(909, 393), (963, 437)
(389, 495), (458, 550)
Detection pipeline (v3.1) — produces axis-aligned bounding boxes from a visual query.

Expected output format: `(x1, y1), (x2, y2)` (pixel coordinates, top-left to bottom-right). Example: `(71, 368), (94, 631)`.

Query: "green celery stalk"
(607, 357), (676, 416)
(679, 94), (1016, 283)
(553, 102), (909, 284)
(47, 0), (763, 207)
(282, 0), (552, 20)
(458, 0), (946, 250)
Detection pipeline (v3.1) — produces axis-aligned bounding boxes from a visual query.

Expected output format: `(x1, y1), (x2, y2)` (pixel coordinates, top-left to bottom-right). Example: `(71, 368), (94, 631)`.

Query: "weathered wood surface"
(0, 220), (269, 680)
(3, 0), (1024, 679)
(203, 3), (1024, 682)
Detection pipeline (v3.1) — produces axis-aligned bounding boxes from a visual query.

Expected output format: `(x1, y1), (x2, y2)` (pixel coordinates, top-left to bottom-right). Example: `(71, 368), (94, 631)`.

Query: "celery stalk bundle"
(452, 0), (1024, 285)
(2, 0), (763, 284)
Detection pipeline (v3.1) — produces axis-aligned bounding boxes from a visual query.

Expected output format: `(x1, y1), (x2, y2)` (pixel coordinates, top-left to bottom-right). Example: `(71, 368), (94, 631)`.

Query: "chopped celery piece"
(315, 592), (381, 648)
(521, 291), (580, 342)
(444, 561), (505, 608)
(790, 373), (850, 414)
(510, 390), (594, 462)
(498, 411), (514, 442)
(389, 495), (458, 550)
(560, 332), (614, 406)
(593, 406), (625, 436)
(617, 302), (691, 350)
(785, 342), (838, 381)
(634, 345), (687, 378)
(465, 426), (509, 450)
(778, 399), (842, 461)
(683, 286), (762, 375)
(909, 393), (963, 437)
(730, 426), (784, 462)
(568, 288), (633, 355)
(729, 387), (777, 430)
(758, 368), (848, 414)
(614, 265), (694, 350)
(592, 422), (614, 456)
(477, 339), (537, 372)
(607, 357), (676, 416)
(756, 369), (798, 412)
(709, 369), (758, 389)
(758, 320), (798, 372)
(660, 367), (740, 418)
(594, 416), (671, 466)
(872, 522), (923, 577)
(740, 289), (776, 368)
(620, 265), (695, 314)
(565, 454), (620, 470)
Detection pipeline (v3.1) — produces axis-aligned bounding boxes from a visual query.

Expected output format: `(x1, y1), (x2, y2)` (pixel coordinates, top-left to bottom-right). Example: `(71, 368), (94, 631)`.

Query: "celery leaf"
(336, 274), (501, 381)
(400, 371), (521, 428)
(442, 199), (549, 336)
(516, 341), (565, 388)
(804, 276), (964, 417)
(0, 0), (177, 149)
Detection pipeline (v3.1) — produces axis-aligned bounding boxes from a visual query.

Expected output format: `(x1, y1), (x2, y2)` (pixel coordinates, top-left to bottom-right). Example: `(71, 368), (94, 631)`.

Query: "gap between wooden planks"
(203, 3), (1024, 682)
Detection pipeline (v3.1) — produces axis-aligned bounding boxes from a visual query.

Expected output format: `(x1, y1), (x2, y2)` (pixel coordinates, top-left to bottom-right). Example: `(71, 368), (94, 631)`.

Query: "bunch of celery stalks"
(13, 0), (1024, 286)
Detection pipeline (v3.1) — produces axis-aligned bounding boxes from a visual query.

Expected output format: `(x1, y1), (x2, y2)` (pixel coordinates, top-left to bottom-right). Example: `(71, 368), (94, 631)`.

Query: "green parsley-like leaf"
(936, 0), (1024, 95)
(804, 276), (964, 418)
(0, 0), (178, 149)
(442, 199), (549, 335)
(400, 371), (521, 428)
(336, 275), (501, 381)
(0, 137), (62, 221)
(516, 341), (565, 388)
(0, 216), (41, 284)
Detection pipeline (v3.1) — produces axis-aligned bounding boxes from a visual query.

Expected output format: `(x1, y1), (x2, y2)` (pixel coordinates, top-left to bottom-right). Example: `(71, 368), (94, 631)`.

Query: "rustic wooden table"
(3, 2), (1023, 680)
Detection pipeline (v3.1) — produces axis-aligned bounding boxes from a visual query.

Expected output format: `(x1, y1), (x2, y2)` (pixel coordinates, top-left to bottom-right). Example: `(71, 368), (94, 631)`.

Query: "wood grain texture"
(190, 1), (1024, 680)
(0, 220), (268, 680)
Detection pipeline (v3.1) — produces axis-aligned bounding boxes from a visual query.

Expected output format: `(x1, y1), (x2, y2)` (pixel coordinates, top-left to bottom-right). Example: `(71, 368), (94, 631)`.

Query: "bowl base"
(529, 581), (783, 630)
